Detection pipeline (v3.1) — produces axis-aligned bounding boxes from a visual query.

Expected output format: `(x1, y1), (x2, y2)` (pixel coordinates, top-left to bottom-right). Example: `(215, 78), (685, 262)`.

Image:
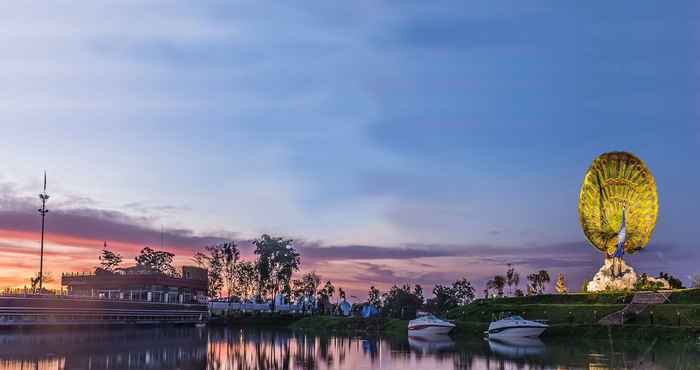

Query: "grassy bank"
(450, 321), (700, 340)
(289, 316), (408, 337)
(208, 312), (303, 327)
(443, 290), (700, 340)
(447, 295), (700, 327)
(288, 315), (700, 341)
(448, 301), (625, 325)
(219, 289), (700, 340)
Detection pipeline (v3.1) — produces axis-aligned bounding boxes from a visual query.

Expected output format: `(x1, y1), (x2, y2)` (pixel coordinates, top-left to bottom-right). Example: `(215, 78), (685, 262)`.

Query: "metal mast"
(38, 171), (49, 291)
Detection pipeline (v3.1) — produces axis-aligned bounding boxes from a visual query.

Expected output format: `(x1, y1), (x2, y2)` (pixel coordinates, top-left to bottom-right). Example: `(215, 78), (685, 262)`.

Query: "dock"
(0, 295), (208, 327)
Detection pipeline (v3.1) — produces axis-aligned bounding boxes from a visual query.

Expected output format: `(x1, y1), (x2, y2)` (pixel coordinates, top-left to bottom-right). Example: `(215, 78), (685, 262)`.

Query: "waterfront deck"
(0, 295), (208, 327)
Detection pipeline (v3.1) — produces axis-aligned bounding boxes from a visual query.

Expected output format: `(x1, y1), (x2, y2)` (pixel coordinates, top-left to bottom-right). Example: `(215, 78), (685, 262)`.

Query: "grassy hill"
(443, 289), (700, 339)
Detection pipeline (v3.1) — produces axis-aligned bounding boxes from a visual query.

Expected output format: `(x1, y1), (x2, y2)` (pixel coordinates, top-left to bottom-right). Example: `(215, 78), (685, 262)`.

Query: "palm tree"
(493, 275), (506, 297)
(506, 264), (520, 296)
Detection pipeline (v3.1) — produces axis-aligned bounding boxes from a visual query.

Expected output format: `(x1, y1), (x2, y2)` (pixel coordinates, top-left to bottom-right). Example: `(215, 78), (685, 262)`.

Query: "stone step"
(599, 291), (670, 326)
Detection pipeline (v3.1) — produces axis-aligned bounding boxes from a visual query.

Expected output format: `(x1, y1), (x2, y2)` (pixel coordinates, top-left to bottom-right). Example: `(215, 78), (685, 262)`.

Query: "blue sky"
(0, 1), (698, 292)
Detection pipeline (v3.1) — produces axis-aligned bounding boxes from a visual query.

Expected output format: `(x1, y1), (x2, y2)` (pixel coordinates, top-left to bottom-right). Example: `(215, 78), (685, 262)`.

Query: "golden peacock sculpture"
(578, 152), (658, 258)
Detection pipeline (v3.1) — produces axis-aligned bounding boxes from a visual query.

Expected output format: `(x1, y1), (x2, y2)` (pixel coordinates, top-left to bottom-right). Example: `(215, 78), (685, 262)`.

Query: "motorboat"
(486, 315), (548, 338)
(408, 313), (456, 335)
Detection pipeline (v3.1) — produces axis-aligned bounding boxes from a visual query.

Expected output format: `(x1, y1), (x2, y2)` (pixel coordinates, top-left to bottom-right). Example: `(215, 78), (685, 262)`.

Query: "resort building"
(61, 265), (208, 304)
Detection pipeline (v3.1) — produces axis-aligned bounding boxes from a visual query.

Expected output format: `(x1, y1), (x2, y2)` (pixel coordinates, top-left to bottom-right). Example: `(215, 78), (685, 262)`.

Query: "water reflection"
(0, 326), (696, 369)
(487, 337), (545, 358)
(409, 334), (455, 354)
(0, 327), (207, 369)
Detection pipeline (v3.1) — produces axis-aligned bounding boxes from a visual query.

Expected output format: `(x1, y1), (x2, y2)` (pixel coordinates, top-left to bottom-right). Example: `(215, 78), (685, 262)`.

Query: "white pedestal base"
(586, 258), (638, 292)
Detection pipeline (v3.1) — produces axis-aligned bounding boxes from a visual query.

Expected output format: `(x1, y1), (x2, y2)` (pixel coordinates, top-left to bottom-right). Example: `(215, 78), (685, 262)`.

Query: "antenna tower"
(37, 172), (50, 291)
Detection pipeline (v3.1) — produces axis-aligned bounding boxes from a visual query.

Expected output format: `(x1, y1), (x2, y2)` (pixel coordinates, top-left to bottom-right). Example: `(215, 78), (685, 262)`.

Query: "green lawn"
(289, 316), (408, 337)
(447, 289), (700, 326)
(447, 301), (624, 325)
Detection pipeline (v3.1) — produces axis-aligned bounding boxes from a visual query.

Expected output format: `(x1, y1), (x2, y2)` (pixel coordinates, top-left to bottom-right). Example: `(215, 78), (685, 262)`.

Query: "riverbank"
(450, 320), (700, 340)
(288, 316), (408, 337)
(208, 312), (302, 327)
(447, 292), (700, 326)
(289, 315), (700, 341)
(289, 290), (700, 340)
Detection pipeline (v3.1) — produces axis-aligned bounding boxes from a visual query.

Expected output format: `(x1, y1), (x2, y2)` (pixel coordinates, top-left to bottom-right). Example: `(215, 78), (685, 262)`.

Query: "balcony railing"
(1, 288), (67, 297)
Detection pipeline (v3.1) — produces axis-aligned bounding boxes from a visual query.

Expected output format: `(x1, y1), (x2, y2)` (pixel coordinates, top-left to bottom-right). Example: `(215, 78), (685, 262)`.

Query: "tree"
(693, 275), (700, 289)
(526, 273), (537, 295)
(555, 272), (568, 294)
(413, 284), (424, 303)
(233, 261), (259, 301)
(452, 278), (475, 305)
(136, 247), (177, 276)
(634, 273), (665, 291)
(367, 286), (381, 307)
(292, 271), (321, 311)
(291, 278), (304, 302)
(321, 280), (335, 300)
(382, 284), (423, 319)
(427, 284), (458, 313)
(527, 270), (551, 295)
(506, 264), (520, 296)
(253, 234), (300, 301)
(221, 241), (240, 298)
(318, 280), (336, 314)
(29, 272), (55, 292)
(318, 280), (335, 301)
(305, 272), (321, 296)
(658, 272), (684, 289)
(338, 287), (346, 300)
(514, 289), (525, 297)
(486, 280), (494, 298)
(98, 247), (122, 272)
(193, 245), (224, 298)
(581, 280), (590, 293)
(493, 275), (506, 297)
(537, 270), (551, 293)
(482, 276), (507, 298)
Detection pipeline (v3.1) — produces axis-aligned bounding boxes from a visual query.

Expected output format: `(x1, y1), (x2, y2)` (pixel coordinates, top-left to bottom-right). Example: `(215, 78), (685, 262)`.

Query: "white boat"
(486, 315), (548, 338)
(408, 313), (456, 335)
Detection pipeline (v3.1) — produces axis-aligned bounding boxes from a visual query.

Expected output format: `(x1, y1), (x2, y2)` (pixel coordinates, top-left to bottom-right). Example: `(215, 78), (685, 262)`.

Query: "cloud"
(0, 190), (227, 254)
(296, 243), (458, 260)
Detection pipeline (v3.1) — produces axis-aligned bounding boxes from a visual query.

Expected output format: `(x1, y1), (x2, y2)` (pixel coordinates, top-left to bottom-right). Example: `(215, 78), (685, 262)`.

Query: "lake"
(0, 326), (697, 370)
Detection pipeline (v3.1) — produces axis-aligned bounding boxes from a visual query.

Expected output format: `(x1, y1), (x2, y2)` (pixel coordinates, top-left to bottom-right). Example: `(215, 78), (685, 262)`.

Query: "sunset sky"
(1, 2), (698, 297)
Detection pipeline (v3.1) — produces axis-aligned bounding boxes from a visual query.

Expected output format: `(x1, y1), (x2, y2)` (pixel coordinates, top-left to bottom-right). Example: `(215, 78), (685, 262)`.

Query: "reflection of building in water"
(0, 358), (65, 370)
(0, 327), (207, 370)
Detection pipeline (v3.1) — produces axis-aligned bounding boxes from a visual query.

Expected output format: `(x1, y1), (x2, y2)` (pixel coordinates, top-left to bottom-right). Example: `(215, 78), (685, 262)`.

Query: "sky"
(0, 1), (698, 298)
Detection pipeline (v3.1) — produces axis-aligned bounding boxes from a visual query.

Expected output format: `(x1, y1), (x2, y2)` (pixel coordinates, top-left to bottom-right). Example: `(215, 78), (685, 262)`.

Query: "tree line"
(92, 234), (693, 317)
(93, 239), (571, 314)
(192, 234), (302, 302)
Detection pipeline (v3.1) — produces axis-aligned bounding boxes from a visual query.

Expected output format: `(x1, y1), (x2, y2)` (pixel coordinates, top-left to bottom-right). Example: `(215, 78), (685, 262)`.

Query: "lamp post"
(37, 172), (49, 291)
